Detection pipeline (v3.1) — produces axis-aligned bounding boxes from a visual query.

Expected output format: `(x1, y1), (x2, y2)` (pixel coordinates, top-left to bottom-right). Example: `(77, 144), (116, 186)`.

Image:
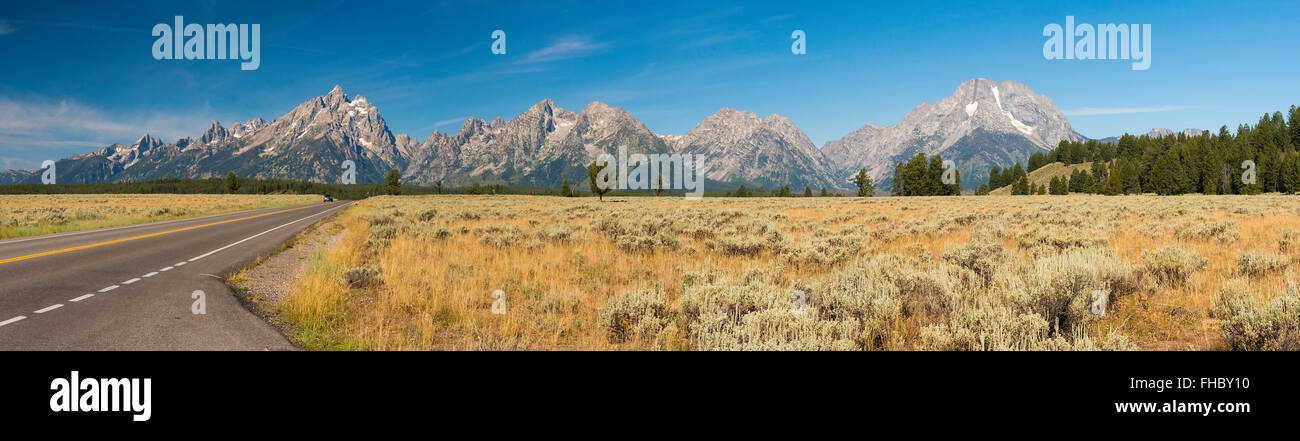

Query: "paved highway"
(0, 201), (353, 350)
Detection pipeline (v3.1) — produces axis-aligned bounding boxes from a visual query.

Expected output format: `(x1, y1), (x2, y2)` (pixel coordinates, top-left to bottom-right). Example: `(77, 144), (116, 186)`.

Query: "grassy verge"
(0, 194), (320, 239)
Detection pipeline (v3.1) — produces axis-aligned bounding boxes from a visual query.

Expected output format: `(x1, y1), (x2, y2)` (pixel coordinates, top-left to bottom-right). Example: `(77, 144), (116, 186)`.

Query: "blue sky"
(1, 0), (1298, 170)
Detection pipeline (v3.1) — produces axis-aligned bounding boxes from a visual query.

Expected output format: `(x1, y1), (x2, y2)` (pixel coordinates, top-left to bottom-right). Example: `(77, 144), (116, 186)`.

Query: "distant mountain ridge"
(1097, 128), (1208, 144)
(821, 78), (1085, 190)
(2, 79), (1094, 192)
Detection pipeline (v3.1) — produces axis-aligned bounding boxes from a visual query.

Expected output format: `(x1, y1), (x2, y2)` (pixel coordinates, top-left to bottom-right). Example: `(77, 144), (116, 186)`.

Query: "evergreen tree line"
(983, 105), (1300, 195)
(0, 175), (561, 199)
(726, 184), (841, 197)
(891, 152), (961, 196)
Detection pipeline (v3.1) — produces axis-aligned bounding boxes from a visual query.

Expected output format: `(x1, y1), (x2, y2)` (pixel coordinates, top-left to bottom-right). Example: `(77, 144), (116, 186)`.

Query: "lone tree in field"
(803, 186), (812, 197)
(654, 174), (663, 196)
(225, 172), (239, 193)
(587, 160), (611, 201)
(854, 168), (874, 196)
(561, 178), (573, 197)
(434, 180), (443, 194)
(383, 169), (402, 195)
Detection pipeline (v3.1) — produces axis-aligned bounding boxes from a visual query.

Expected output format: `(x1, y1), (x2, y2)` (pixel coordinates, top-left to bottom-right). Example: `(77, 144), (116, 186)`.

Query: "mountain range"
(0, 79), (1091, 191)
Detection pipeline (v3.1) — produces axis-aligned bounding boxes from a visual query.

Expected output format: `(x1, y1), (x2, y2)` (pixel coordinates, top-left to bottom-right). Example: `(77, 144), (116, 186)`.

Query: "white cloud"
(1064, 105), (1206, 116)
(0, 95), (233, 170)
(518, 35), (608, 64)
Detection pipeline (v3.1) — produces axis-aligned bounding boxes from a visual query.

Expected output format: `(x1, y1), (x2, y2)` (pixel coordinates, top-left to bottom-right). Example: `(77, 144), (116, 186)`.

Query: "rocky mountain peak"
(201, 121), (229, 144)
(134, 133), (163, 150)
(822, 78), (1084, 189)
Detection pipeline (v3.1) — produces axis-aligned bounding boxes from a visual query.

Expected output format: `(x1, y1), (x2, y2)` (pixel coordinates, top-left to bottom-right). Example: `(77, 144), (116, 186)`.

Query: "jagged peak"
(708, 107), (759, 120)
(328, 85), (345, 96)
(763, 113), (793, 123)
(584, 100), (613, 112)
(134, 133), (162, 148)
(525, 98), (557, 114)
(458, 117), (487, 137)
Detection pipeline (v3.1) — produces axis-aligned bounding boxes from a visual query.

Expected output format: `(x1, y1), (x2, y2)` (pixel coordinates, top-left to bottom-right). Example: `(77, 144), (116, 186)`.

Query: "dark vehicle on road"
(323, 194), (334, 202)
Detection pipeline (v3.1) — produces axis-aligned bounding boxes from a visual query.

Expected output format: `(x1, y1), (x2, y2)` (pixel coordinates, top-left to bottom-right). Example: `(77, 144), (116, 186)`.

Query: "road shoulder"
(227, 217), (345, 348)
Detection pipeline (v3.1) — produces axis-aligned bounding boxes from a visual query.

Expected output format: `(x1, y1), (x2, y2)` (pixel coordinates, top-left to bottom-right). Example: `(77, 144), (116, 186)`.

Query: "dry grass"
(0, 194), (320, 239)
(276, 194), (1300, 351)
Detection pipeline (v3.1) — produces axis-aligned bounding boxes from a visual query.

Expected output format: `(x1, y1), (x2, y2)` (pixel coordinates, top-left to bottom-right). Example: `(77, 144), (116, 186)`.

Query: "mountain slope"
(987, 161), (1094, 195)
(670, 109), (842, 190)
(822, 78), (1084, 189)
(404, 99), (674, 187)
(0, 86), (408, 185)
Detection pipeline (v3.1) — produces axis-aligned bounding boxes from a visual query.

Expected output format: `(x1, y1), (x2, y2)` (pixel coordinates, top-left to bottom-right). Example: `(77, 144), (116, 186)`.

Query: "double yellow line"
(0, 204), (322, 265)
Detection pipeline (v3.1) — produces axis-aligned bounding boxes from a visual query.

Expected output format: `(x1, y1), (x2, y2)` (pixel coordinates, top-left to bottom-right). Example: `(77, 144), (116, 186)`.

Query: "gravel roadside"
(228, 218), (344, 346)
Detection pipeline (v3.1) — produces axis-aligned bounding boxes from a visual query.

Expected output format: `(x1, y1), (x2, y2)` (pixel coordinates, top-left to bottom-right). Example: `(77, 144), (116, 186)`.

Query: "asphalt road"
(0, 200), (353, 350)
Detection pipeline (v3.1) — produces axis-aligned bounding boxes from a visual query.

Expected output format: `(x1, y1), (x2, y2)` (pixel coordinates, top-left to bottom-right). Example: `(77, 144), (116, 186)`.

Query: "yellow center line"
(0, 204), (324, 265)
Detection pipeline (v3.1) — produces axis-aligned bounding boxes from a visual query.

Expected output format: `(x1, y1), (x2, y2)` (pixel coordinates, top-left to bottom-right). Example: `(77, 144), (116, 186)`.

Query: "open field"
(275, 194), (1300, 350)
(0, 194), (321, 239)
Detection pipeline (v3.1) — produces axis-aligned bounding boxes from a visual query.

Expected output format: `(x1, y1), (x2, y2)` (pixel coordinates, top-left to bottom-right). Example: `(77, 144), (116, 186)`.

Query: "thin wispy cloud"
(760, 14), (794, 24)
(433, 117), (468, 127)
(683, 31), (754, 48)
(0, 95), (232, 170)
(1064, 105), (1207, 116)
(0, 21), (15, 36)
(518, 35), (608, 64)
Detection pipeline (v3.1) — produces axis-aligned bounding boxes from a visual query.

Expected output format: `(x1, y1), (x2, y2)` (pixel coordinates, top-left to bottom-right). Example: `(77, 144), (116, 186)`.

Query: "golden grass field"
(0, 194), (320, 239)
(276, 194), (1300, 351)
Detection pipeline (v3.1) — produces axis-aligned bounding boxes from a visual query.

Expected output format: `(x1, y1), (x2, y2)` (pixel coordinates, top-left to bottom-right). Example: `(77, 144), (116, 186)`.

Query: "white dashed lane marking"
(0, 203), (352, 327)
(34, 304), (62, 314)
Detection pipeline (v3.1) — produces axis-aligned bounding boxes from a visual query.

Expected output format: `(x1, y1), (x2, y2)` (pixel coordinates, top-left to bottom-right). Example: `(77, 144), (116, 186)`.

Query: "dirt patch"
(229, 219), (344, 343)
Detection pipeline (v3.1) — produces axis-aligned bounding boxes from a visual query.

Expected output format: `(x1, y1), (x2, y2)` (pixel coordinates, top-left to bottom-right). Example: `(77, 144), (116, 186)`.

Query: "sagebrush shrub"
(1236, 251), (1291, 277)
(941, 241), (1004, 283)
(599, 289), (668, 343)
(1141, 245), (1207, 286)
(1210, 280), (1300, 350)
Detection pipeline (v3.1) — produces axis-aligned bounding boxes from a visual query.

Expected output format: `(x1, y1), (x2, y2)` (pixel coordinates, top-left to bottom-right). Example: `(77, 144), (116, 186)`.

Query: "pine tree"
(1289, 105), (1300, 149)
(803, 186), (812, 197)
(383, 169), (401, 195)
(586, 161), (610, 201)
(561, 178), (573, 197)
(988, 165), (1003, 189)
(225, 172), (239, 193)
(855, 168), (874, 197)
(925, 155), (945, 195)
